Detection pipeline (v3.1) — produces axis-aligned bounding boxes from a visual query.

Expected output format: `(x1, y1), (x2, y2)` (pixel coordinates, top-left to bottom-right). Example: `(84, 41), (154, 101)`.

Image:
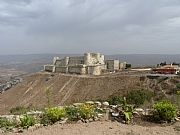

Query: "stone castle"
(44, 53), (126, 75)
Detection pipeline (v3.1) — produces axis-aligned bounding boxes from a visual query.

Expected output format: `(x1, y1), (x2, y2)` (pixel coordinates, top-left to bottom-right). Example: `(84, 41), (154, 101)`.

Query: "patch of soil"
(3, 121), (180, 135)
(132, 115), (176, 127)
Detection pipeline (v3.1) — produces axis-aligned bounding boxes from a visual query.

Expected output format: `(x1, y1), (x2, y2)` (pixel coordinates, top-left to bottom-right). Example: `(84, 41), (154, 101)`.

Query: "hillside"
(0, 72), (178, 114)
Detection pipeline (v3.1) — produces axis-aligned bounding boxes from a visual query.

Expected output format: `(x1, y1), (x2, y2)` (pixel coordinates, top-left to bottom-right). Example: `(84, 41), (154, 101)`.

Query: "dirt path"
(3, 121), (180, 135)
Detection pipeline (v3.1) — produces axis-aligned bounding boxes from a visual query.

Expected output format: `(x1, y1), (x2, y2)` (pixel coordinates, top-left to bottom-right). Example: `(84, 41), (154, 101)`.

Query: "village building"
(152, 64), (180, 74)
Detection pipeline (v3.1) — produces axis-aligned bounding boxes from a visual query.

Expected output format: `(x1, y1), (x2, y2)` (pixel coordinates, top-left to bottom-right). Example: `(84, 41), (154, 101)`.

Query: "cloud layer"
(0, 0), (180, 54)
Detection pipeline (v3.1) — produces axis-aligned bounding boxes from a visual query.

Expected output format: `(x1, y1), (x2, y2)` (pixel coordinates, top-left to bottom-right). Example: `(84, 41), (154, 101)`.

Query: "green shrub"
(20, 115), (36, 129)
(153, 101), (177, 122)
(10, 106), (30, 115)
(65, 106), (79, 121)
(176, 90), (180, 110)
(176, 83), (180, 89)
(44, 107), (66, 124)
(108, 96), (124, 105)
(177, 90), (180, 95)
(126, 90), (153, 107)
(78, 104), (97, 119)
(0, 118), (17, 131)
(40, 114), (52, 126)
(121, 98), (134, 124)
(123, 107), (133, 124)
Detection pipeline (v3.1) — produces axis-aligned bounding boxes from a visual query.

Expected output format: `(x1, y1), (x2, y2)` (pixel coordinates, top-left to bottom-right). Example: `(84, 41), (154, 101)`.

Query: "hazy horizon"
(1, 53), (180, 56)
(1, 54), (180, 68)
(0, 0), (180, 55)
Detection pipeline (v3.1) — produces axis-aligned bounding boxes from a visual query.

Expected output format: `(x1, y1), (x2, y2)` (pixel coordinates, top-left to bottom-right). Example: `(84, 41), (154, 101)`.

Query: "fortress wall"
(55, 57), (69, 67)
(106, 60), (114, 70)
(68, 56), (84, 65)
(68, 65), (86, 75)
(84, 53), (105, 65)
(54, 66), (68, 73)
(87, 65), (102, 75)
(55, 59), (62, 66)
(93, 53), (105, 64)
(106, 60), (120, 71)
(119, 62), (127, 69)
(53, 57), (60, 65)
(44, 65), (54, 72)
(114, 60), (120, 70)
(101, 64), (107, 70)
(45, 53), (107, 75)
(99, 54), (105, 64)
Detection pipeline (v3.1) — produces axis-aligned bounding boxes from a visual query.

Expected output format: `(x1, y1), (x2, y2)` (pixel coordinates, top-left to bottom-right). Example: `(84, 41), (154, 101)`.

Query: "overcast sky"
(0, 0), (180, 55)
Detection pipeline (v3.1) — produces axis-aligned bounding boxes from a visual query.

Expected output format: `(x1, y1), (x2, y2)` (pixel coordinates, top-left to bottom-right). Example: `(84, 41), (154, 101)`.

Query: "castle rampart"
(44, 52), (127, 75)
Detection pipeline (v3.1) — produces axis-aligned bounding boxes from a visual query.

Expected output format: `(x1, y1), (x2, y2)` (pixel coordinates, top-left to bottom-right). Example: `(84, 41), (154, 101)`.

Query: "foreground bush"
(20, 115), (36, 129)
(108, 96), (124, 105)
(78, 104), (97, 119)
(0, 118), (17, 131)
(65, 106), (79, 121)
(40, 114), (52, 126)
(176, 83), (180, 89)
(126, 90), (153, 107)
(121, 98), (134, 123)
(43, 107), (66, 124)
(176, 90), (180, 110)
(153, 101), (177, 122)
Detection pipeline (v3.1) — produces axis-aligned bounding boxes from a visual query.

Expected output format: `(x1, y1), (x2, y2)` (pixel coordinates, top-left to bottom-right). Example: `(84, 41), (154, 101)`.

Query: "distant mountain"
(107, 54), (180, 67)
(0, 54), (180, 73)
(0, 54), (81, 73)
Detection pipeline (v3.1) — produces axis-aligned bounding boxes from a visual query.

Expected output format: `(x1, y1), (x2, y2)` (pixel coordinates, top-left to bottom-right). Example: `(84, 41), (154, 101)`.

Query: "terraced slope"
(0, 72), (178, 114)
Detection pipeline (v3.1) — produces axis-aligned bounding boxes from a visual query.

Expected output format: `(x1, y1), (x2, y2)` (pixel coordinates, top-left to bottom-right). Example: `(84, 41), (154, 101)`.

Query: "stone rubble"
(85, 101), (95, 105)
(95, 101), (102, 107)
(175, 117), (180, 122)
(26, 111), (43, 116)
(73, 103), (84, 107)
(0, 100), (179, 133)
(102, 102), (109, 107)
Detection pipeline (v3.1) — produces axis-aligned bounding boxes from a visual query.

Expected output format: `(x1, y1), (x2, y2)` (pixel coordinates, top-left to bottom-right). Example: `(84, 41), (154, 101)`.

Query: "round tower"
(84, 53), (91, 65)
(64, 57), (69, 66)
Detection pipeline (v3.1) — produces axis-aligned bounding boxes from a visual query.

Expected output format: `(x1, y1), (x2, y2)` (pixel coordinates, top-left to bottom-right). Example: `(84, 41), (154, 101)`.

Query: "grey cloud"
(0, 0), (32, 5)
(0, 0), (180, 54)
(0, 0), (50, 25)
(28, 0), (180, 34)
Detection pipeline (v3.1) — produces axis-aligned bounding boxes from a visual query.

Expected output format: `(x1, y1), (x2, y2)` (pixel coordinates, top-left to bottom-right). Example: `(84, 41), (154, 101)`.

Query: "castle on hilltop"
(44, 53), (127, 75)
